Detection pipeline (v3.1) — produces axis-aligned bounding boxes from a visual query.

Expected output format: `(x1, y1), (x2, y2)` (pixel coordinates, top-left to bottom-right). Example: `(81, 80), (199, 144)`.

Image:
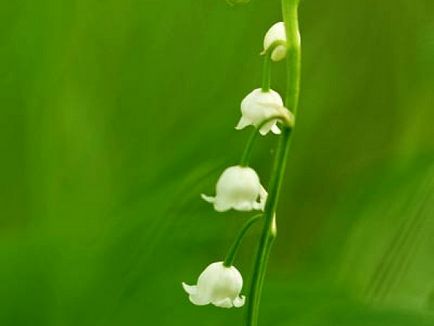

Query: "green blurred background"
(1, 0), (433, 325)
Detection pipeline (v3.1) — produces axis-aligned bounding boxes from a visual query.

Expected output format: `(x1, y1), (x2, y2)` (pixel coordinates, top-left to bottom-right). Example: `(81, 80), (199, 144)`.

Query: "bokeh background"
(1, 0), (433, 325)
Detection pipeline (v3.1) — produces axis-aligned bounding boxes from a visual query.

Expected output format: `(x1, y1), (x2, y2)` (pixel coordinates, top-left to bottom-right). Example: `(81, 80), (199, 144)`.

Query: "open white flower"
(182, 262), (245, 308)
(236, 88), (288, 135)
(202, 165), (267, 212)
(263, 22), (287, 61)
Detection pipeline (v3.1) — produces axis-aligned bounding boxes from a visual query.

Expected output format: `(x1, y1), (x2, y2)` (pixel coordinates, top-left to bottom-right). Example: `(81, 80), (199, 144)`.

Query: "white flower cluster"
(182, 22), (290, 309)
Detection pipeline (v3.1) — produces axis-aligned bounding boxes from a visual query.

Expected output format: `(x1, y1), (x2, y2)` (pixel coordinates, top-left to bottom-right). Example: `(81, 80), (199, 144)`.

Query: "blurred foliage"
(0, 0), (433, 325)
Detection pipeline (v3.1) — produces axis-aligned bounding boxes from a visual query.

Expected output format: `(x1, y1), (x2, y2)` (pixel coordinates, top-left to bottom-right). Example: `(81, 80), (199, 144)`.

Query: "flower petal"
(252, 202), (262, 210)
(271, 46), (287, 62)
(271, 124), (281, 135)
(182, 282), (197, 295)
(233, 201), (254, 211)
(213, 199), (232, 212)
(183, 283), (210, 306)
(213, 298), (233, 308)
(189, 293), (210, 306)
(201, 194), (215, 203)
(258, 185), (268, 210)
(235, 116), (251, 130)
(233, 295), (246, 308)
(259, 120), (277, 135)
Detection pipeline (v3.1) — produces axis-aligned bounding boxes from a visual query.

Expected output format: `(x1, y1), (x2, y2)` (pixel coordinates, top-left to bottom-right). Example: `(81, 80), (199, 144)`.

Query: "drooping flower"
(236, 88), (289, 135)
(201, 165), (267, 212)
(263, 22), (287, 61)
(182, 262), (245, 308)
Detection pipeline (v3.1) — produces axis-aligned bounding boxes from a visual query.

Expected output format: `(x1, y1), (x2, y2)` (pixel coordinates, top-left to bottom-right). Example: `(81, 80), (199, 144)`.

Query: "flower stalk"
(262, 55), (271, 92)
(245, 0), (301, 325)
(223, 214), (263, 267)
(240, 114), (292, 167)
(183, 0), (302, 323)
(261, 39), (288, 92)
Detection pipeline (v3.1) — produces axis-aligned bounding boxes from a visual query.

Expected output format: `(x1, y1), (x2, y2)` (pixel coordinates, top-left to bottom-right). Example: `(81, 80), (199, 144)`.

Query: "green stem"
(223, 214), (263, 267)
(261, 40), (287, 92)
(246, 1), (301, 325)
(282, 0), (301, 112)
(262, 54), (271, 92)
(240, 128), (260, 167)
(245, 127), (293, 325)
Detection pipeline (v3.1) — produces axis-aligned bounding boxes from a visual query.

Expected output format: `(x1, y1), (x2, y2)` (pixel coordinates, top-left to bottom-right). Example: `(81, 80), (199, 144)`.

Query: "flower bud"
(236, 88), (289, 135)
(201, 165), (267, 212)
(263, 22), (287, 61)
(182, 262), (245, 308)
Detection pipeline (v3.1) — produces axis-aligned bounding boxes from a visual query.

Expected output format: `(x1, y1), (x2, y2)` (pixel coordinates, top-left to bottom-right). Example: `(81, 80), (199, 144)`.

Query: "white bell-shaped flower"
(236, 88), (287, 135)
(182, 262), (245, 308)
(201, 165), (267, 212)
(263, 22), (287, 61)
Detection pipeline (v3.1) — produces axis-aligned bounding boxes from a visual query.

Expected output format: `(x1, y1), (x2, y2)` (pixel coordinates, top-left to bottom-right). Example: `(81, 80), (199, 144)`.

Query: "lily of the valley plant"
(183, 1), (302, 325)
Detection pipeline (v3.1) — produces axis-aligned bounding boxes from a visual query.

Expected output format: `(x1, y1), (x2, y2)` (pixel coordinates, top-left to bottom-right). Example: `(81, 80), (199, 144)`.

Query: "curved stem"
(246, 1), (301, 325)
(240, 129), (260, 167)
(262, 54), (271, 92)
(240, 115), (292, 167)
(261, 40), (287, 92)
(223, 214), (263, 267)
